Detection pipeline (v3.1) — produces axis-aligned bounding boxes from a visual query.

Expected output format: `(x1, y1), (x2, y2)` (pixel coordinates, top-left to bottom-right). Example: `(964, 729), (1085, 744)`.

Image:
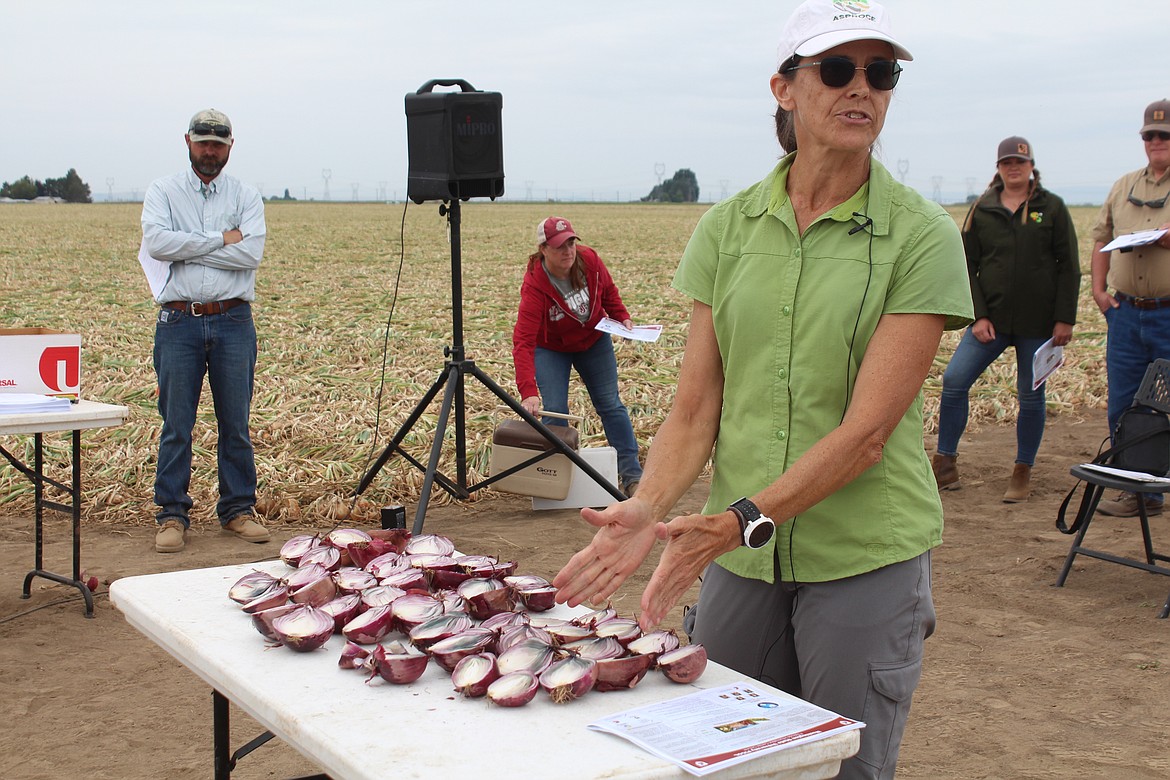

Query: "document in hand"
(1101, 228), (1168, 253)
(1031, 337), (1064, 391)
(594, 317), (662, 342)
(589, 682), (863, 776)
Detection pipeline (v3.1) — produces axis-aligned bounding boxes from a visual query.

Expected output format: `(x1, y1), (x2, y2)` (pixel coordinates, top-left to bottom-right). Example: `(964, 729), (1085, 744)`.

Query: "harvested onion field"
(0, 201), (1109, 525)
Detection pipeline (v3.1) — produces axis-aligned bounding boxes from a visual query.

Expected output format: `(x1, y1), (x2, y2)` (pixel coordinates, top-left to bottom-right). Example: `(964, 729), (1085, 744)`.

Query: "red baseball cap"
(537, 216), (579, 248)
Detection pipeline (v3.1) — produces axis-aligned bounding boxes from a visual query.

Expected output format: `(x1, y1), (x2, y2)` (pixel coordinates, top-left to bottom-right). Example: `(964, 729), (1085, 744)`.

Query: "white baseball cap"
(779, 0), (913, 64)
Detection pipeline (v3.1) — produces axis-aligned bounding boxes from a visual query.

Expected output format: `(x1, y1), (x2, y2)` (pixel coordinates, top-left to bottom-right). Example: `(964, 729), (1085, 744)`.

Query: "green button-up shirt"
(673, 154), (973, 583)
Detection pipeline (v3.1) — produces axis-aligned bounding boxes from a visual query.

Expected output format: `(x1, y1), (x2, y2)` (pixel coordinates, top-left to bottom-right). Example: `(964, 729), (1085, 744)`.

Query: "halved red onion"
(363, 551), (405, 579)
(408, 611), (474, 649)
(359, 584), (406, 610)
(427, 627), (496, 673)
(339, 641), (371, 670)
(241, 582), (290, 614)
(251, 603), (297, 642)
(370, 640), (429, 684)
(272, 605), (334, 652)
(496, 638), (558, 676)
(427, 560), (474, 590)
(333, 567), (377, 595)
(516, 586), (557, 613)
(572, 607), (616, 628)
(404, 533), (455, 556)
(594, 652), (654, 692)
(459, 555), (517, 579)
(545, 623), (596, 646)
(228, 570), (279, 604)
(432, 588), (466, 614)
(539, 655), (598, 703)
(298, 545), (342, 572)
(451, 652), (499, 698)
(657, 644), (708, 684)
(457, 578), (516, 621)
(627, 629), (680, 660)
(286, 563), (331, 594)
(290, 571), (339, 607)
(391, 592), (446, 631)
(497, 624), (554, 655)
(503, 573), (552, 591)
(367, 526), (412, 550)
(479, 610), (529, 634)
(560, 636), (626, 661)
(346, 537), (398, 569)
(326, 527), (372, 551)
(319, 593), (362, 632)
(280, 534), (324, 567)
(377, 567), (428, 592)
(342, 604), (395, 644)
(487, 671), (539, 707)
(594, 617), (642, 645)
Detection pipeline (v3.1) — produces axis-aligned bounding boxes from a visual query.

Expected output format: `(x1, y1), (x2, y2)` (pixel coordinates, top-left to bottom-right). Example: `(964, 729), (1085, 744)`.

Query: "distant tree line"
(642, 168), (699, 203)
(1, 169), (92, 202)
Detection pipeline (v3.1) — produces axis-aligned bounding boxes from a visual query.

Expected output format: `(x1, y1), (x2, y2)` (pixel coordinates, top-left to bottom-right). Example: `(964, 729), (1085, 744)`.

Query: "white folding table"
(110, 562), (859, 779)
(0, 399), (129, 617)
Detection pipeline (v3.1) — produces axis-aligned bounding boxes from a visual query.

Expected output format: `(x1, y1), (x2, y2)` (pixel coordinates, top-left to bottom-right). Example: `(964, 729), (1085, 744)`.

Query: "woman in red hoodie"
(512, 216), (643, 496)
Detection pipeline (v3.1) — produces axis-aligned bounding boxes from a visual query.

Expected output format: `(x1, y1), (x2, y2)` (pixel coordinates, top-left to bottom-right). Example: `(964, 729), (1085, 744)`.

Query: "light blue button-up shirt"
(140, 167), (266, 304)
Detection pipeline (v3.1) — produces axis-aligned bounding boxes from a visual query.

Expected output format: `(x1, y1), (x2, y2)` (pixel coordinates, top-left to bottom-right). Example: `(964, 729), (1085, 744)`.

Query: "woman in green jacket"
(932, 136), (1081, 501)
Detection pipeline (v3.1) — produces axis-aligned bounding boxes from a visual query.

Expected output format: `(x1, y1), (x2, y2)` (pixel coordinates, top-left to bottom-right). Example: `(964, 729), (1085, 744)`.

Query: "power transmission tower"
(931, 176), (943, 204)
(720, 179), (729, 200)
(897, 159), (909, 185)
(524, 180), (533, 201)
(378, 181), (388, 201)
(322, 169), (332, 201)
(351, 182), (359, 201)
(654, 162), (665, 185)
(106, 177), (114, 202)
(965, 177), (976, 201)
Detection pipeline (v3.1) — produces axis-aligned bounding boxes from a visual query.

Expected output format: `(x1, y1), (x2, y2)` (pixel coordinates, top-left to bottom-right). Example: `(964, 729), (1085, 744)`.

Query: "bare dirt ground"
(1, 408), (1168, 779)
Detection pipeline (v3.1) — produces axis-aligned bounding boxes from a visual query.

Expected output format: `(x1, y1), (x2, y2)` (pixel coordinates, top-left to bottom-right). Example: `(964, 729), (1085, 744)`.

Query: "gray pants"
(689, 551), (935, 780)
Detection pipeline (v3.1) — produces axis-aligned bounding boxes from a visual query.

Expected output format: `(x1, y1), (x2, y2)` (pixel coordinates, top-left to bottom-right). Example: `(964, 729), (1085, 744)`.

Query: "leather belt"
(163, 298), (246, 316)
(1115, 292), (1170, 311)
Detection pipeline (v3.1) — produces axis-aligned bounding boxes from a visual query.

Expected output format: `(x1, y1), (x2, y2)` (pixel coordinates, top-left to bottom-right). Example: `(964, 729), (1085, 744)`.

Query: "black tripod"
(353, 199), (624, 533)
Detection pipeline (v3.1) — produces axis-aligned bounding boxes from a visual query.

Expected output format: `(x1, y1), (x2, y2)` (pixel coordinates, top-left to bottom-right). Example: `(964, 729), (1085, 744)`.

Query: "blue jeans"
(153, 304), (257, 527)
(937, 328), (1048, 466)
(1105, 302), (1170, 437)
(534, 335), (642, 485)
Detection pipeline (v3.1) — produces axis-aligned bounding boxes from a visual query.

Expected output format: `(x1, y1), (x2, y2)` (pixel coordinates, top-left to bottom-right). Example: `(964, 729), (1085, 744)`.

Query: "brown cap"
(1141, 99), (1170, 134)
(997, 136), (1033, 163)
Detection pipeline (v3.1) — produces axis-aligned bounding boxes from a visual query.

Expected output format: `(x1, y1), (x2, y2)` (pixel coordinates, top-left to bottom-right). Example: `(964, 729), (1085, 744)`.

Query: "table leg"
(17, 429), (94, 617)
(211, 689), (330, 779)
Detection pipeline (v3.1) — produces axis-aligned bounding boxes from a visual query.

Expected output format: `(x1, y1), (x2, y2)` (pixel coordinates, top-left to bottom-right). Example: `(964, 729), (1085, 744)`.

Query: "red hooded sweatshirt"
(511, 244), (631, 400)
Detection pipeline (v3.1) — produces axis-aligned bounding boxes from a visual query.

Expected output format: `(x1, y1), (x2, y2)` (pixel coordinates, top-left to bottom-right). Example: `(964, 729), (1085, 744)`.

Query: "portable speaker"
(405, 79), (504, 203)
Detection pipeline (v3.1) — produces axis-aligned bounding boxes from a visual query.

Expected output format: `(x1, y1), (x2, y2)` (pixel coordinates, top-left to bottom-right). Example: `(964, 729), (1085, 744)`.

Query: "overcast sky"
(3, 0), (1164, 205)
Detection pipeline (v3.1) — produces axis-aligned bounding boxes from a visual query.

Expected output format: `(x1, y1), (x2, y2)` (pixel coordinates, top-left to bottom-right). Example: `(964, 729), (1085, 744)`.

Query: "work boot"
(1003, 464), (1032, 503)
(1096, 491), (1164, 518)
(155, 519), (187, 553)
(931, 453), (960, 491)
(223, 514), (271, 543)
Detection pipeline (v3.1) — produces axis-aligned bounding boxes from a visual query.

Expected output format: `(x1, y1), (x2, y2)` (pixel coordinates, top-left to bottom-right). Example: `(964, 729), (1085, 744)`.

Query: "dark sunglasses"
(784, 56), (902, 91)
(190, 122), (231, 138)
(1127, 180), (1169, 209)
(1141, 131), (1170, 142)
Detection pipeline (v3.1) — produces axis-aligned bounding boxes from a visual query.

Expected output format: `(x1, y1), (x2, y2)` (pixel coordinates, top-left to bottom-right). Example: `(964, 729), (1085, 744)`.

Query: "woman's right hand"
(520, 396), (541, 415)
(972, 317), (996, 343)
(553, 499), (658, 609)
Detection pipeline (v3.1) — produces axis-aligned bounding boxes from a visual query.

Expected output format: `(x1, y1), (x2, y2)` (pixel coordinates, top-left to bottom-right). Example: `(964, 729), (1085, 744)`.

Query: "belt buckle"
(190, 301), (205, 316)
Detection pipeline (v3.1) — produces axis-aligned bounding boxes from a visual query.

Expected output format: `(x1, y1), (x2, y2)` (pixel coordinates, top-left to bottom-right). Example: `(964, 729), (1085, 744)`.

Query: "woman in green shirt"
(554, 1), (972, 778)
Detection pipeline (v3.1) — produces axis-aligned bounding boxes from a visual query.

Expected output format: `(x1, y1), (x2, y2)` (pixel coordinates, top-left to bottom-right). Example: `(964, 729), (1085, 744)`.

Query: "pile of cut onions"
(228, 528), (707, 706)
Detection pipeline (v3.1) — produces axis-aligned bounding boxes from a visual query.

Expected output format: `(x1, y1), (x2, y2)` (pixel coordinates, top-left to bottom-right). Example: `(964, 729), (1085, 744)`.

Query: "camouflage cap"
(188, 108), (233, 144)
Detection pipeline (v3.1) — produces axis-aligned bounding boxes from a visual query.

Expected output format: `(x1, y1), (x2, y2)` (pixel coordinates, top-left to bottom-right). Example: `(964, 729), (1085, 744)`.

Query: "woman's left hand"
(622, 319), (634, 330)
(639, 511), (740, 630)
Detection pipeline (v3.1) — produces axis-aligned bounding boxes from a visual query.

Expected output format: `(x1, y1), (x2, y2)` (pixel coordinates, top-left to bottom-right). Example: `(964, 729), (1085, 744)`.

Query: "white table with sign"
(0, 399), (129, 617)
(110, 561), (859, 779)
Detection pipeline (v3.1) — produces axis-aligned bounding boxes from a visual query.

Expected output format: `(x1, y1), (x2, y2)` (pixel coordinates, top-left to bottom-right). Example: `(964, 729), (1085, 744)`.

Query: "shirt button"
(778, 368), (787, 379)
(782, 305), (792, 316)
(776, 429), (787, 441)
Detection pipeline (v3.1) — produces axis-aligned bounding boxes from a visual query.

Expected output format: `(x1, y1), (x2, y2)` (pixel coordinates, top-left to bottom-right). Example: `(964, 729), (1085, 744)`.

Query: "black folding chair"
(1055, 359), (1170, 618)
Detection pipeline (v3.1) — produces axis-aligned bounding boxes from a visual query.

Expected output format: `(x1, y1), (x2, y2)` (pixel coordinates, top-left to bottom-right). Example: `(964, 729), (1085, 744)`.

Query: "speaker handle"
(415, 78), (478, 95)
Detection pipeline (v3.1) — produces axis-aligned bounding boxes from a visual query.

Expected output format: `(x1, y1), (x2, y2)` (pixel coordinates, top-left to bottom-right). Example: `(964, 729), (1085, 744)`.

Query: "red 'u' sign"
(39, 346), (80, 392)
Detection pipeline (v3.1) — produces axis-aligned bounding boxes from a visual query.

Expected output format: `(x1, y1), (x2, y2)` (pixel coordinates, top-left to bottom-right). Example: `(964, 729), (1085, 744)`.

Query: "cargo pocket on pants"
(857, 656), (924, 775)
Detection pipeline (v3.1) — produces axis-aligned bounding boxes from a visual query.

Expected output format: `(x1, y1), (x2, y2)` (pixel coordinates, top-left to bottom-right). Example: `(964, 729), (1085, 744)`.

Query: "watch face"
(745, 519), (775, 548)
